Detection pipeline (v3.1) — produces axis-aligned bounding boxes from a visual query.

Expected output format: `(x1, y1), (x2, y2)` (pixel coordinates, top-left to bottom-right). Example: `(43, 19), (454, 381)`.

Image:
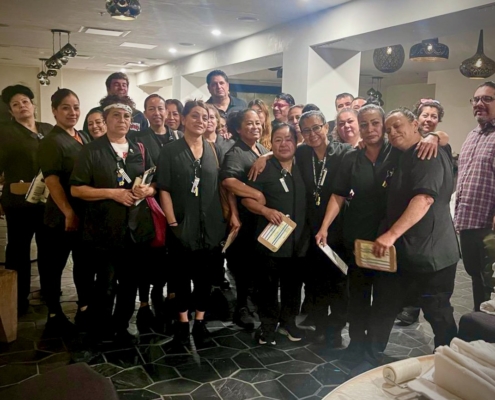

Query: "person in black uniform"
(71, 95), (156, 344)
(220, 109), (269, 330)
(157, 100), (228, 346)
(242, 123), (308, 345)
(82, 72), (149, 134)
(315, 104), (445, 364)
(128, 94), (180, 332)
(363, 107), (459, 370)
(165, 99), (184, 138)
(0, 85), (53, 315)
(205, 104), (235, 159)
(85, 109), (107, 140)
(38, 88), (91, 334)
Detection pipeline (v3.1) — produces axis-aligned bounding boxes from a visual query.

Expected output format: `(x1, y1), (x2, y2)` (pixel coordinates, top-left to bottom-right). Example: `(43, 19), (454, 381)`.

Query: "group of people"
(0, 68), (494, 373)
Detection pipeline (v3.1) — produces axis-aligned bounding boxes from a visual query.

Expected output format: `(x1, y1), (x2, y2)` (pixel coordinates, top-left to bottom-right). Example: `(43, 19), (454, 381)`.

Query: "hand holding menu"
(133, 166), (156, 205)
(258, 215), (296, 253)
(354, 239), (397, 272)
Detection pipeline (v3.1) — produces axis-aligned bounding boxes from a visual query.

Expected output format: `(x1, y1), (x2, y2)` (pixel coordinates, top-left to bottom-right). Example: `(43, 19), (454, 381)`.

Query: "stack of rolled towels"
(434, 338), (495, 400)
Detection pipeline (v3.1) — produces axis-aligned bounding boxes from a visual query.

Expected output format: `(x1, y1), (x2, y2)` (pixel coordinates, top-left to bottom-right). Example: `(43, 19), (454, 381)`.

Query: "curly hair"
(412, 99), (444, 122)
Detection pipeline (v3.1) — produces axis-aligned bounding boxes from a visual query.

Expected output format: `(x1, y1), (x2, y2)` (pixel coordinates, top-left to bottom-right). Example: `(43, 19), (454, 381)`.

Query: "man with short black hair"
(83, 72), (149, 134)
(329, 93), (355, 131)
(455, 81), (495, 311)
(351, 96), (367, 110)
(206, 70), (247, 118)
(272, 93), (295, 125)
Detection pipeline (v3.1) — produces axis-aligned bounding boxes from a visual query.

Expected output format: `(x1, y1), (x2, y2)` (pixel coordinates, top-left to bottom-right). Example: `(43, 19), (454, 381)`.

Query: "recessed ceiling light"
(237, 16), (259, 22)
(179, 42), (195, 47)
(120, 42), (157, 49)
(211, 29), (221, 36)
(169, 48), (177, 54)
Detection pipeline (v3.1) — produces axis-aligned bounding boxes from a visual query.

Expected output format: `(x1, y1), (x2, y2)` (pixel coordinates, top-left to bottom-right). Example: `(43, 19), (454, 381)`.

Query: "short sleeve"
(219, 149), (246, 181)
(156, 145), (172, 192)
(332, 149), (357, 197)
(410, 150), (443, 199)
(70, 145), (94, 186)
(38, 137), (63, 178)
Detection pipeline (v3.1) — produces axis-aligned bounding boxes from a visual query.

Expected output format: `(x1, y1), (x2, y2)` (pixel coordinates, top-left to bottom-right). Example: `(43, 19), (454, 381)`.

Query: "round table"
(324, 355), (434, 399)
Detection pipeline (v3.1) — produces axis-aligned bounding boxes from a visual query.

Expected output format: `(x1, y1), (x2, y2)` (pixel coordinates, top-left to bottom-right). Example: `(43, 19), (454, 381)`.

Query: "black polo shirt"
(384, 144), (460, 273)
(127, 128), (183, 166)
(0, 120), (53, 208)
(156, 137), (226, 251)
(333, 141), (400, 250)
(247, 158), (308, 258)
(206, 95), (247, 118)
(214, 134), (235, 161)
(295, 141), (351, 246)
(83, 106), (149, 135)
(70, 135), (153, 248)
(38, 126), (91, 228)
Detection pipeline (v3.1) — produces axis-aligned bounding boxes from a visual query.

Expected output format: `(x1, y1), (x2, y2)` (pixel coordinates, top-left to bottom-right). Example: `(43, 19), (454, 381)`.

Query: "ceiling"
(0, 0), (350, 73)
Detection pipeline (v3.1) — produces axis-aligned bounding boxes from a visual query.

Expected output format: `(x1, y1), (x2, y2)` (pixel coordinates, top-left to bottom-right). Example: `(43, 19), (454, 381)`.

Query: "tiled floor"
(0, 218), (474, 400)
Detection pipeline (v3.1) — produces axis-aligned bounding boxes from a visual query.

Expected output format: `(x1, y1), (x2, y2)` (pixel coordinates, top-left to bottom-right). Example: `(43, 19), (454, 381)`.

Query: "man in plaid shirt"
(455, 81), (495, 311)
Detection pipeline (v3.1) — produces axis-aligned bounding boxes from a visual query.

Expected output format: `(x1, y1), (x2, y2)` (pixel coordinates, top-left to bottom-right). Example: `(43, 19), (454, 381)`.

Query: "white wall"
(0, 65), (40, 114)
(383, 83), (436, 112)
(428, 69), (482, 154)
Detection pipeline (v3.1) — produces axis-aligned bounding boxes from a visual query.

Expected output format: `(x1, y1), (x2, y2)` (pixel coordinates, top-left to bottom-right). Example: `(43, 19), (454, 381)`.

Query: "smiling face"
(272, 99), (290, 122)
(144, 96), (166, 131)
(300, 115), (328, 149)
(52, 94), (80, 130)
(358, 110), (384, 146)
(472, 85), (495, 125)
(106, 108), (131, 137)
(183, 106), (208, 137)
(9, 94), (35, 121)
(208, 75), (229, 100)
(337, 111), (360, 146)
(272, 125), (296, 162)
(385, 112), (420, 151)
(288, 106), (303, 135)
(417, 106), (440, 134)
(165, 103), (181, 131)
(237, 110), (261, 145)
(108, 78), (128, 97)
(87, 112), (107, 138)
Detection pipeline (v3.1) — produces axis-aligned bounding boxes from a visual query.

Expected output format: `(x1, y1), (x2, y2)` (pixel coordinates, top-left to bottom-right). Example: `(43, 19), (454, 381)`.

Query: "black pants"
(366, 264), (458, 364)
(4, 205), (48, 310)
(304, 244), (348, 335)
(39, 226), (89, 314)
(138, 246), (168, 304)
(459, 229), (495, 311)
(256, 257), (303, 327)
(91, 243), (140, 333)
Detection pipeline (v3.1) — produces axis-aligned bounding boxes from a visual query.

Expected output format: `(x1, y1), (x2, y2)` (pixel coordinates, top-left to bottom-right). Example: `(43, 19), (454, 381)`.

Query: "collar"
(477, 119), (495, 134)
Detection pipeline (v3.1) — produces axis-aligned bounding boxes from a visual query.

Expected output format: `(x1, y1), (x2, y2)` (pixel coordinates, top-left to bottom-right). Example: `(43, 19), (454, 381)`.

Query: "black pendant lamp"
(460, 30), (495, 79)
(373, 45), (405, 73)
(409, 38), (449, 62)
(37, 59), (50, 86)
(106, 0), (141, 20)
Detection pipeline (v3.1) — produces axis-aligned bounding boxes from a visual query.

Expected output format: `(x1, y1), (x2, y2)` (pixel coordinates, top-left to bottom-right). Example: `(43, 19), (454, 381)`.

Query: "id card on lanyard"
(312, 154), (327, 206)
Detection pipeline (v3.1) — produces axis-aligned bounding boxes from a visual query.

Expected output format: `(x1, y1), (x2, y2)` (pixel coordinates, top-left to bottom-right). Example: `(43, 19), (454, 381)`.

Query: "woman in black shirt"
(38, 89), (90, 334)
(71, 95), (155, 344)
(0, 85), (53, 314)
(157, 100), (227, 347)
(243, 123), (308, 345)
(85, 109), (107, 140)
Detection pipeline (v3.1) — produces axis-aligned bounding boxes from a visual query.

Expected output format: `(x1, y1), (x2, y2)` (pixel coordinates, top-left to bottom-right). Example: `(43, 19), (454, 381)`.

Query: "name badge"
(118, 168), (132, 183)
(191, 177), (200, 196)
(280, 178), (289, 193)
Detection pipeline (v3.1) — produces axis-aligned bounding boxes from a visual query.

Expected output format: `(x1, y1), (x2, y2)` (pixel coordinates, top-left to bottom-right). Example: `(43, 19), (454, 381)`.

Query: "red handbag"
(137, 142), (166, 247)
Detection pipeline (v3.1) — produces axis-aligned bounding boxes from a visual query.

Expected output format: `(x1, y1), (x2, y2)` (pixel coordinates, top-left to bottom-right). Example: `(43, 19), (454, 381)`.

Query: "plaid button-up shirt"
(455, 120), (495, 230)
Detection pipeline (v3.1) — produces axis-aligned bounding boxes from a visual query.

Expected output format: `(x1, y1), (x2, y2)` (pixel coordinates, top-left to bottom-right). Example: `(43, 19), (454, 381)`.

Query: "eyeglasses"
(301, 124), (324, 136)
(470, 96), (495, 105)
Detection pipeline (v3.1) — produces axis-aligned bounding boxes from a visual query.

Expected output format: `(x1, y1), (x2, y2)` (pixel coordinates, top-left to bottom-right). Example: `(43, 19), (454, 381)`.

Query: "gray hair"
(299, 110), (327, 129)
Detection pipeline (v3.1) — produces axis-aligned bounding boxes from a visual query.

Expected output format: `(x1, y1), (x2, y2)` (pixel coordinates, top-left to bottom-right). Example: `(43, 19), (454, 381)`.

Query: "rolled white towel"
(382, 358), (422, 385)
(450, 338), (495, 369)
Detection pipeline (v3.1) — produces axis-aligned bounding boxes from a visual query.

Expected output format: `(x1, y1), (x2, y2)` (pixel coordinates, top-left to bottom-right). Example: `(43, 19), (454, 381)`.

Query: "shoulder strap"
(207, 141), (220, 169)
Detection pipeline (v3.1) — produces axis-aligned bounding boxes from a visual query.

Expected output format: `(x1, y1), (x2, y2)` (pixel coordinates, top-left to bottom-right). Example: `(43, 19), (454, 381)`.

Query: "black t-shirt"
(127, 128), (183, 166)
(295, 141), (351, 246)
(385, 144), (460, 273)
(214, 134), (235, 161)
(69, 135), (153, 248)
(38, 126), (90, 228)
(333, 141), (400, 249)
(0, 120), (53, 208)
(247, 158), (309, 258)
(156, 137), (226, 251)
(83, 106), (149, 136)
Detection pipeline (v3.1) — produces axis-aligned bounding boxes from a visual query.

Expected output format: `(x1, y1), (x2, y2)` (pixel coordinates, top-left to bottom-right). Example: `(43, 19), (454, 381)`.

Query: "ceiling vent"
(78, 26), (131, 37)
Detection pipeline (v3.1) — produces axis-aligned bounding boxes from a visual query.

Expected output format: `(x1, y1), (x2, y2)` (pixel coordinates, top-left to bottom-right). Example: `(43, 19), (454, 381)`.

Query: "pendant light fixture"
(37, 59), (50, 86)
(366, 77), (384, 106)
(460, 30), (495, 79)
(409, 38), (449, 62)
(106, 0), (142, 20)
(59, 31), (77, 58)
(373, 45), (405, 73)
(46, 30), (63, 70)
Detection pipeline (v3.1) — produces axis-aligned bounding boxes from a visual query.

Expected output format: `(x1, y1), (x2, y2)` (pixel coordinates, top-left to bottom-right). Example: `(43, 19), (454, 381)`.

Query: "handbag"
(133, 142), (166, 247)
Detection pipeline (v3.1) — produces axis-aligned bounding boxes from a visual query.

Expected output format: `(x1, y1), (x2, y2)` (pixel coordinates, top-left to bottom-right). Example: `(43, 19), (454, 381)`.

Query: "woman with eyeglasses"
(240, 123), (309, 345)
(248, 99), (272, 150)
(86, 109), (107, 139)
(157, 100), (228, 347)
(0, 85), (53, 315)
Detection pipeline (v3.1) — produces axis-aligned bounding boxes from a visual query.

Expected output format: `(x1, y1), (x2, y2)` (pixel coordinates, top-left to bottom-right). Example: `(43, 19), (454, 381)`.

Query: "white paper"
(319, 244), (348, 275)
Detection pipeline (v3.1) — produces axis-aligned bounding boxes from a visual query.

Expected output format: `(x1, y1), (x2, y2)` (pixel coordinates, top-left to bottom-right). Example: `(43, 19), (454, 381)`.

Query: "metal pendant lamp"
(373, 45), (405, 73)
(459, 30), (495, 79)
(106, 0), (142, 20)
(409, 38), (449, 62)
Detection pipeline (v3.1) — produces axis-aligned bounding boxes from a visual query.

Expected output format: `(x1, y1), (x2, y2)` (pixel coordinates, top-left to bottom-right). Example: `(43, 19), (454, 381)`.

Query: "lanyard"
(312, 154), (327, 206)
(108, 141), (132, 187)
(191, 158), (201, 196)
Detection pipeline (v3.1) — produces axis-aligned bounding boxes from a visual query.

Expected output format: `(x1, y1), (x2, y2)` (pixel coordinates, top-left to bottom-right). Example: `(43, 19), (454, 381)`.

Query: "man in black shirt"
(205, 70), (246, 119)
(83, 72), (149, 134)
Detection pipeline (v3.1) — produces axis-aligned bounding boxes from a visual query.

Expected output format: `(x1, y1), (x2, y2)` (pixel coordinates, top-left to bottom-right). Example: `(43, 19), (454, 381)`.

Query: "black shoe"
(396, 308), (420, 326)
(114, 329), (139, 346)
(278, 323), (305, 342)
(45, 314), (77, 336)
(174, 321), (190, 346)
(192, 320), (212, 346)
(74, 309), (91, 332)
(137, 305), (155, 328)
(233, 307), (255, 330)
(256, 325), (276, 345)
